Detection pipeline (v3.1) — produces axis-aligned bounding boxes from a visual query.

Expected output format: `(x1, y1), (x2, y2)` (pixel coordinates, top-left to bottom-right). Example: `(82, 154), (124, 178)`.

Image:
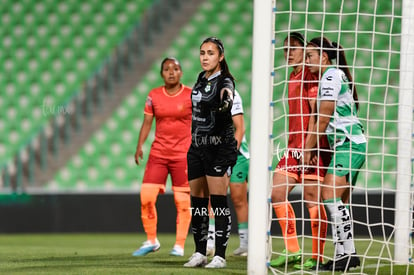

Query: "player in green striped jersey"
(304, 36), (367, 272)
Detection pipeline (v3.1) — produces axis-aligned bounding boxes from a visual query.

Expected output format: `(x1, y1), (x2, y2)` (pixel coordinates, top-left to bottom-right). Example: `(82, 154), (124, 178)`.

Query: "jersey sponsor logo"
(191, 90), (202, 103)
(213, 166), (223, 173)
(232, 102), (242, 111)
(192, 114), (206, 122)
(341, 73), (347, 82)
(335, 163), (344, 172)
(236, 171), (243, 179)
(321, 87), (334, 97)
(191, 90), (204, 123)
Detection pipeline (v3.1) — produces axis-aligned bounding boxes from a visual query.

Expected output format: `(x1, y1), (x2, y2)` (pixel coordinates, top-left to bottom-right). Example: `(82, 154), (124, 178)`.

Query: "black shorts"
(187, 139), (238, 180)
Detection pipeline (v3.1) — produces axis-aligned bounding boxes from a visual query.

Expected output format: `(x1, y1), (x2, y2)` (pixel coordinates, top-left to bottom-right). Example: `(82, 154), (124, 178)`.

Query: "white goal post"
(248, 0), (414, 274)
(395, 0), (414, 264)
(248, 0), (274, 274)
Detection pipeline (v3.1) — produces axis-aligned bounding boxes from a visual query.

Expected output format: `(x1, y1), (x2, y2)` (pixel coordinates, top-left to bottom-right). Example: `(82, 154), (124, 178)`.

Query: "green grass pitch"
(1, 233), (412, 274)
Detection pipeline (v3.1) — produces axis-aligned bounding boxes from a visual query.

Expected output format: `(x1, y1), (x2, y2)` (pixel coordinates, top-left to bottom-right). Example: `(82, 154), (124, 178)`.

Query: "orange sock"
(273, 201), (300, 253)
(173, 191), (191, 248)
(140, 185), (160, 242)
(308, 204), (328, 261)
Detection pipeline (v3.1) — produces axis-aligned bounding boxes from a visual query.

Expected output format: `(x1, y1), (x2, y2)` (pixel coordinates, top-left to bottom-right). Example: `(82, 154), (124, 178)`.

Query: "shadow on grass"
(3, 253), (247, 275)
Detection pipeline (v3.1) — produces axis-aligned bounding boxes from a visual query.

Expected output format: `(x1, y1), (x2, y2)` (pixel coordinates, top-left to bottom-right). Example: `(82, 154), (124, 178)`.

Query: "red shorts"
(142, 154), (190, 193)
(275, 149), (331, 182)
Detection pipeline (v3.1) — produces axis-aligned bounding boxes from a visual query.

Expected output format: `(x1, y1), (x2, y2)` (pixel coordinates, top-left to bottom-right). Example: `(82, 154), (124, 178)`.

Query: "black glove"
(218, 89), (233, 112)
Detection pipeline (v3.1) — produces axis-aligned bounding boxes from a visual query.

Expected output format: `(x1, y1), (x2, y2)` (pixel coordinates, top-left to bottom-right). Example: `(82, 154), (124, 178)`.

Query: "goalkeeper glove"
(218, 88), (233, 112)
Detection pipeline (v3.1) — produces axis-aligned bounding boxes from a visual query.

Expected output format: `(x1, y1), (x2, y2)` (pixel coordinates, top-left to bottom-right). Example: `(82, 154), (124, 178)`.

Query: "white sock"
(329, 220), (345, 257)
(238, 228), (248, 248)
(207, 224), (215, 249)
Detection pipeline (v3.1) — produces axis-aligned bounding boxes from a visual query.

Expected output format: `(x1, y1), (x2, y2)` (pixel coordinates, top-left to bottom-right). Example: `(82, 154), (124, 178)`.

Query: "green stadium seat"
(1, 0), (156, 175)
(53, 165), (76, 189)
(43, 0), (253, 191)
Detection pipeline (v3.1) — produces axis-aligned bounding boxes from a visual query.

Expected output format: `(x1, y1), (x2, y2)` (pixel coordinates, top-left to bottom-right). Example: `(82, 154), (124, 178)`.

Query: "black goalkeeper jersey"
(191, 71), (235, 147)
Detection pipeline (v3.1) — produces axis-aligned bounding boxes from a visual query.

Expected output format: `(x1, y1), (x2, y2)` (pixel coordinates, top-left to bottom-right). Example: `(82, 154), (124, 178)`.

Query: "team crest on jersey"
(341, 73), (348, 82)
(205, 83), (211, 92)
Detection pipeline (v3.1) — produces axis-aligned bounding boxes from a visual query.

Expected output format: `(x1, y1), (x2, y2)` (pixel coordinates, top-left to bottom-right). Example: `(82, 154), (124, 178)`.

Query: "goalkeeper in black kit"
(184, 37), (238, 269)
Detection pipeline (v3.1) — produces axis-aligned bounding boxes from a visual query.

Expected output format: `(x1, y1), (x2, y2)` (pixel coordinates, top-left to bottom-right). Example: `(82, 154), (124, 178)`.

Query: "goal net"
(248, 0), (414, 274)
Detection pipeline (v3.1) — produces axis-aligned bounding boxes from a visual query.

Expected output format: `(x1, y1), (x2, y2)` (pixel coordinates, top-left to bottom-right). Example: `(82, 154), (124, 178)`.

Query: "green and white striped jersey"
(319, 67), (366, 148)
(232, 90), (250, 159)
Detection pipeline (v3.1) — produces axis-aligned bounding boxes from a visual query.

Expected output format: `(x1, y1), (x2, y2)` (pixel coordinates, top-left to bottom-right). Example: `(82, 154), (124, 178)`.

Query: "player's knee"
(141, 199), (156, 210)
(271, 190), (286, 203)
(231, 193), (247, 208)
(303, 191), (318, 204)
(174, 191), (191, 211)
(140, 186), (159, 206)
(231, 197), (245, 210)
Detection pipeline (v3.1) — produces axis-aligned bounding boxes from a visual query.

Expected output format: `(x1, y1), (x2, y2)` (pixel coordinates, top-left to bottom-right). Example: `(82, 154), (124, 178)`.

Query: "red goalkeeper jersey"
(287, 66), (320, 149)
(144, 85), (192, 159)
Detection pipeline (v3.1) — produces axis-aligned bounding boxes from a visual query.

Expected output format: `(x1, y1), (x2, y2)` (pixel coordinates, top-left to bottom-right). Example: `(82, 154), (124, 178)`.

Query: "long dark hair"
(201, 37), (235, 82)
(308, 37), (359, 110)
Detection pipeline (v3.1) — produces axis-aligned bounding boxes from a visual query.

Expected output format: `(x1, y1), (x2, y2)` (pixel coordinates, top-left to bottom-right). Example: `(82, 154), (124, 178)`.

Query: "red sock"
(140, 185), (160, 242)
(173, 191), (191, 248)
(309, 204), (327, 261)
(273, 201), (300, 253)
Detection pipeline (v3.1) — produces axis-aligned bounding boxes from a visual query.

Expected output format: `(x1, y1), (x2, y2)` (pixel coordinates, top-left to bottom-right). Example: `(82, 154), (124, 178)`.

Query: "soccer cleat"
(321, 254), (360, 271)
(169, 244), (184, 256)
(233, 246), (248, 256)
(132, 239), (160, 256)
(293, 258), (321, 270)
(269, 249), (301, 267)
(183, 252), (208, 267)
(205, 255), (226, 268)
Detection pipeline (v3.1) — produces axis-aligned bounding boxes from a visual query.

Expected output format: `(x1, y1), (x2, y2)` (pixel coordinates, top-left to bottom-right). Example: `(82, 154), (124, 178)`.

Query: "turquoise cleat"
(132, 239), (160, 256)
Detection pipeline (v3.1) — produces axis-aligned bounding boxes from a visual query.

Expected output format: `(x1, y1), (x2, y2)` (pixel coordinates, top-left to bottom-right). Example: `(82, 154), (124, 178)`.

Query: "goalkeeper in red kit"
(269, 32), (331, 271)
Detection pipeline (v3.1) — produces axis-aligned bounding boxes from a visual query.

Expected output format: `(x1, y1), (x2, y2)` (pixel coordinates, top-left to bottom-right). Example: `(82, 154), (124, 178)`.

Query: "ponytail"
(331, 42), (359, 110)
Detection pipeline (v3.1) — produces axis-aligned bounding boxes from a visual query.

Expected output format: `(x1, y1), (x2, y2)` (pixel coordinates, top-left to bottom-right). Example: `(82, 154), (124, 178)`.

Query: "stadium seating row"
(0, 0), (153, 175)
(45, 0), (254, 191)
(1, 0), (401, 191)
(47, 0), (401, 191)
